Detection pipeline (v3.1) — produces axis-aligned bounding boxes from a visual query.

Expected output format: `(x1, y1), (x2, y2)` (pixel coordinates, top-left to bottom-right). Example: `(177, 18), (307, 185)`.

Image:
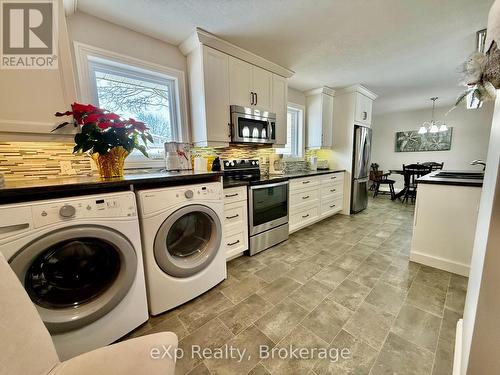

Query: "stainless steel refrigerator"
(351, 125), (372, 213)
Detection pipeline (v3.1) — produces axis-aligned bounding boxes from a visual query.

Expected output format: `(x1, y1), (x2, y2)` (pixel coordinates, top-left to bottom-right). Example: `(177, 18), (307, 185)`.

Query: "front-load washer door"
(9, 225), (137, 334)
(154, 204), (222, 278)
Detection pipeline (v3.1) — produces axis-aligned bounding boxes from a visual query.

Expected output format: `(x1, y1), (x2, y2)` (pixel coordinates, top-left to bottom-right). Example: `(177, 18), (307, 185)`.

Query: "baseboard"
(410, 251), (469, 276)
(453, 319), (463, 375)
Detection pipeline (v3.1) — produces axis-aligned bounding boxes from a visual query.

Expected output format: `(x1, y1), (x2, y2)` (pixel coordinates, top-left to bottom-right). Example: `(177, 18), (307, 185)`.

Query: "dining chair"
(402, 164), (432, 204)
(370, 163), (396, 199)
(422, 162), (444, 171)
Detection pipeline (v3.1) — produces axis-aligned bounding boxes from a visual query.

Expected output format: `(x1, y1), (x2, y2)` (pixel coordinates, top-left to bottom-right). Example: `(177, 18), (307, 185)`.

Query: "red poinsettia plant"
(53, 102), (153, 156)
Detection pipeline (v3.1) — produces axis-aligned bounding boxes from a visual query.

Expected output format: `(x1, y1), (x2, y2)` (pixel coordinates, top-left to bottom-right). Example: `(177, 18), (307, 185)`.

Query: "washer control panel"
(32, 193), (137, 228)
(140, 182), (223, 215)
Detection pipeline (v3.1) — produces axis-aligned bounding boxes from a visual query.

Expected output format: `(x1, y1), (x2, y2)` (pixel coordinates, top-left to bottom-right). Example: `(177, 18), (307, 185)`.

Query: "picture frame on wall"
(395, 128), (453, 152)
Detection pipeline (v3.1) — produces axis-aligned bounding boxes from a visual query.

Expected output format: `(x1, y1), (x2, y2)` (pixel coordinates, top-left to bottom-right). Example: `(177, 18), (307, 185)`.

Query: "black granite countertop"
(0, 170), (223, 204)
(417, 170), (483, 187)
(222, 169), (345, 189)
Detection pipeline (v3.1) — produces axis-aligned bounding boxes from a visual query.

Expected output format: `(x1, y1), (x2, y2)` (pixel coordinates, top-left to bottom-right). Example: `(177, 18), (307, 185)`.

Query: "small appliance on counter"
(309, 156), (318, 171)
(268, 154), (285, 175)
(223, 159), (289, 255)
(164, 142), (192, 171)
(317, 159), (329, 170)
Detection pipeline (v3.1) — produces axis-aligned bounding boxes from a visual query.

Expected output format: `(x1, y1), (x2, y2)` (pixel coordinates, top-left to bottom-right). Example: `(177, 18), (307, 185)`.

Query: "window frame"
(73, 42), (189, 168)
(276, 103), (305, 159)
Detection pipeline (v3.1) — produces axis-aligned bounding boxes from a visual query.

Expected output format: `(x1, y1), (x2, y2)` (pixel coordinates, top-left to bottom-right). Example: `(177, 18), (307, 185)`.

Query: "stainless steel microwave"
(230, 105), (276, 144)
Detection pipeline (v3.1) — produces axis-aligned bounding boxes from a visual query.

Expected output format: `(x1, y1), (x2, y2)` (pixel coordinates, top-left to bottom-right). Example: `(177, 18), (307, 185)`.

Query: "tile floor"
(127, 197), (467, 375)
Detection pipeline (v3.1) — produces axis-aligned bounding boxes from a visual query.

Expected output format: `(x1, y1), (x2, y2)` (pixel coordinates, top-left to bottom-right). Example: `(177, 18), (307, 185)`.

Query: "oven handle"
(249, 180), (289, 190)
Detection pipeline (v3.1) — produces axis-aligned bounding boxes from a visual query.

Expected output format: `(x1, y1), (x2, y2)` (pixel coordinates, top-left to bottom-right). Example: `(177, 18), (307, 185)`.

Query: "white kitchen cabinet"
(223, 186), (249, 259)
(354, 92), (373, 126)
(272, 74), (288, 147)
(228, 56), (273, 112)
(305, 87), (335, 149)
(186, 45), (231, 146)
(289, 172), (344, 233)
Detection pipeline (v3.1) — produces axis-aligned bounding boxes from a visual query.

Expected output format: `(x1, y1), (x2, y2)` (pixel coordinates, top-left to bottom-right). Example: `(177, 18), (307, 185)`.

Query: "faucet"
(470, 160), (486, 171)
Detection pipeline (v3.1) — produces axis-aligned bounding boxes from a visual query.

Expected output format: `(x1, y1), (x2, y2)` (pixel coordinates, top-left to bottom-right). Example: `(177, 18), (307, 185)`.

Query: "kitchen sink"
(433, 171), (484, 180)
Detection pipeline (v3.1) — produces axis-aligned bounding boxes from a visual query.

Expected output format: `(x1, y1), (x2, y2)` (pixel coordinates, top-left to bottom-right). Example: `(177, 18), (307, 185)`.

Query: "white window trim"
(277, 102), (306, 160)
(73, 41), (190, 168)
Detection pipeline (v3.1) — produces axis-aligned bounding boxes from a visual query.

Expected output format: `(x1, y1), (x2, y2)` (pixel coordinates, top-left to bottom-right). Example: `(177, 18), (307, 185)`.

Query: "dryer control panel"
(32, 193), (137, 228)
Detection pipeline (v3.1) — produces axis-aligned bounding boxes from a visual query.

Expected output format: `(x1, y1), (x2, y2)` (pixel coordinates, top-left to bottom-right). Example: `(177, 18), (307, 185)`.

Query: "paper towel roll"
(194, 157), (208, 172)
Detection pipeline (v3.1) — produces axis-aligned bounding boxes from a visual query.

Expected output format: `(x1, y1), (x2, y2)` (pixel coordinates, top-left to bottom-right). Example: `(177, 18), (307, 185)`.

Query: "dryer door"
(9, 225), (137, 334)
(154, 204), (222, 278)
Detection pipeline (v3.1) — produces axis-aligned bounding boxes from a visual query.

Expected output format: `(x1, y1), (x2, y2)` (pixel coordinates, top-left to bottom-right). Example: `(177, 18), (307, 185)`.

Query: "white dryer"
(137, 181), (226, 315)
(0, 191), (148, 360)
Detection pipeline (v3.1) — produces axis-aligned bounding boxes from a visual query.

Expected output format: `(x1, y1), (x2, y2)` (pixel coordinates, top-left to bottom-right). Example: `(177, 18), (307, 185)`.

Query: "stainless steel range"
(223, 159), (289, 255)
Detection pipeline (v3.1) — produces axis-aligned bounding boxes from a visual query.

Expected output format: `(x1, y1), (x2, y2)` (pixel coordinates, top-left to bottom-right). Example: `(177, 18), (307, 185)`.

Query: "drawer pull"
(226, 214), (239, 219)
(330, 189), (336, 192)
(302, 180), (310, 184)
(302, 214), (310, 218)
(225, 193), (239, 198)
(329, 204), (336, 208)
(227, 240), (240, 246)
(302, 195), (310, 200)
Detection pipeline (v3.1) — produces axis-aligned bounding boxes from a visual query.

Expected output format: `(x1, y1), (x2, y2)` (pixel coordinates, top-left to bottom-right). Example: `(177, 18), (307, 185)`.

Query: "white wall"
(288, 87), (306, 106)
(372, 103), (494, 188)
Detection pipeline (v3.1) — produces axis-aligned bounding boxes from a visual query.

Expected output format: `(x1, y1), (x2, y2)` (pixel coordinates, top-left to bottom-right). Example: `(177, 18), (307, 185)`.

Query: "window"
(276, 105), (304, 158)
(74, 42), (188, 167)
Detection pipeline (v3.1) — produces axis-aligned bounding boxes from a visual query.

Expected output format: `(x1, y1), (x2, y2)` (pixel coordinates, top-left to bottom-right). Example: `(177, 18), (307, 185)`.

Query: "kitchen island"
(410, 170), (483, 276)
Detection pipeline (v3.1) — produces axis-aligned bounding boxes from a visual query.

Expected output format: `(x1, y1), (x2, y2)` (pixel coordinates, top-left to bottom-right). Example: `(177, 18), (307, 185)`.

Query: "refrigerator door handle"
(356, 177), (369, 183)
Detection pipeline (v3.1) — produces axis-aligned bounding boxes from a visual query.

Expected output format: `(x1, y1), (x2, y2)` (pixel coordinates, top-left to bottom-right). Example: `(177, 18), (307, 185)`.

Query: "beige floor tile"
(344, 302), (395, 350)
(348, 264), (384, 288)
(445, 274), (467, 313)
(371, 332), (434, 375)
(392, 303), (441, 352)
(254, 298), (308, 343)
(256, 276), (302, 305)
(328, 279), (371, 311)
(289, 279), (331, 312)
(312, 264), (351, 290)
(218, 294), (273, 334)
(414, 265), (451, 293)
(221, 274), (268, 304)
(286, 260), (324, 283)
(365, 281), (407, 315)
(254, 261), (293, 283)
(407, 282), (447, 317)
(302, 298), (352, 343)
(248, 363), (271, 374)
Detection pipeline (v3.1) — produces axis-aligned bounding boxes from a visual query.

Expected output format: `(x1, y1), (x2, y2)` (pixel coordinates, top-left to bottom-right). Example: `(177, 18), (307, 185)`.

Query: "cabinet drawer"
(290, 188), (320, 208)
(224, 202), (247, 234)
(321, 197), (343, 217)
(290, 205), (319, 232)
(290, 176), (320, 191)
(223, 186), (247, 204)
(320, 184), (343, 200)
(225, 230), (248, 258)
(320, 173), (344, 185)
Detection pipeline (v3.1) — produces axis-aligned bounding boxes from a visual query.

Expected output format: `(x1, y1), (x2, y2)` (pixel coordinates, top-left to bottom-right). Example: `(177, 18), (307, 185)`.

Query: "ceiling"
(75, 0), (494, 114)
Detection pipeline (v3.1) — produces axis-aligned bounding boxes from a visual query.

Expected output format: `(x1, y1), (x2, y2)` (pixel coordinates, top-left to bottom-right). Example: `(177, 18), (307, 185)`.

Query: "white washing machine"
(0, 191), (149, 360)
(137, 181), (226, 315)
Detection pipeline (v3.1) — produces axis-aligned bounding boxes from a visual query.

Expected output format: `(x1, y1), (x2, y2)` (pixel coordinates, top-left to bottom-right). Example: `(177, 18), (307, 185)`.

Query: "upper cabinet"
(229, 57), (273, 112)
(180, 28), (294, 147)
(305, 87), (335, 149)
(354, 92), (373, 126)
(187, 45), (231, 146)
(272, 74), (288, 147)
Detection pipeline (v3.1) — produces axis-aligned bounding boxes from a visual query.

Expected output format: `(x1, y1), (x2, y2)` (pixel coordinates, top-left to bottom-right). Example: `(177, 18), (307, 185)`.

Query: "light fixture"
(420, 97), (447, 134)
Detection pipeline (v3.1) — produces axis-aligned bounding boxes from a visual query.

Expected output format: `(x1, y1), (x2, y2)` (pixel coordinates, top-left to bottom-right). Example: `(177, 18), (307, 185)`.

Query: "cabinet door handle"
(226, 214), (239, 219)
(329, 204), (336, 208)
(225, 193), (239, 198)
(250, 92), (254, 105)
(302, 214), (310, 218)
(302, 180), (310, 184)
(330, 189), (336, 192)
(227, 240), (240, 246)
(255, 93), (258, 105)
(362, 111), (368, 120)
(331, 176), (337, 179)
(302, 195), (310, 200)
(228, 123), (232, 138)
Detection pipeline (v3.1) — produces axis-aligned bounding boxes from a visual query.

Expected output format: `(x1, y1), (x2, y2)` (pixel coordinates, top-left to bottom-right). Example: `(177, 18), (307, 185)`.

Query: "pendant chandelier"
(418, 97), (448, 134)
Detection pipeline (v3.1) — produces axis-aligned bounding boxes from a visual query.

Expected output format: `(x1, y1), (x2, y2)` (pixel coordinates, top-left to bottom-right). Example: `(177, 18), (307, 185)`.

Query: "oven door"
(249, 181), (289, 236)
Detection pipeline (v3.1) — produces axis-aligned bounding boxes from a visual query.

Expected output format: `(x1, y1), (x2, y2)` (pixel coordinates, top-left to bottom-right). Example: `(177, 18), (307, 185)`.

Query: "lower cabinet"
(223, 186), (249, 259)
(289, 172), (344, 233)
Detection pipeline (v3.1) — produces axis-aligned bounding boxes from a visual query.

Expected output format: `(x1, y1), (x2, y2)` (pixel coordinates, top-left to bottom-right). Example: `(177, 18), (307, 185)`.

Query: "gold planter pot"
(92, 147), (129, 178)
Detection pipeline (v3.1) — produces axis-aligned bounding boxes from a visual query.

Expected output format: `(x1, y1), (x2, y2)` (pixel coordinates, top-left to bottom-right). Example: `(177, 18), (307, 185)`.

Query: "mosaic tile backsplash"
(0, 142), (92, 181)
